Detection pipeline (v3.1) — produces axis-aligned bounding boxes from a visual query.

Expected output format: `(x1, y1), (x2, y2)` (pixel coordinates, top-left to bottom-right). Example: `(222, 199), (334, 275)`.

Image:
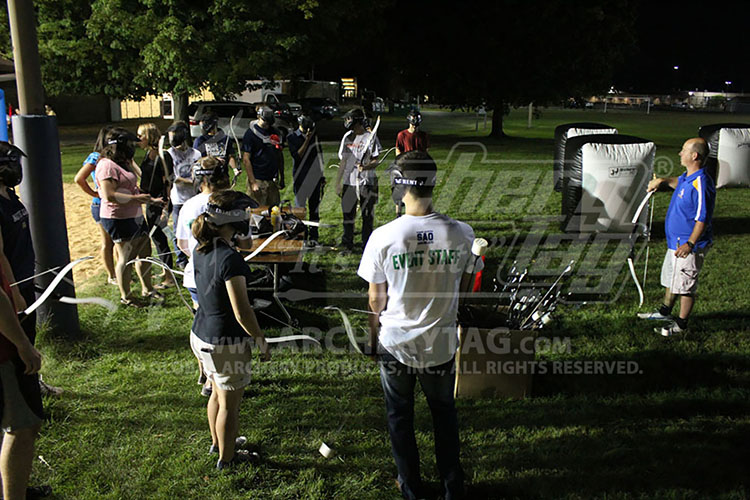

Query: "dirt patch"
(63, 183), (108, 287)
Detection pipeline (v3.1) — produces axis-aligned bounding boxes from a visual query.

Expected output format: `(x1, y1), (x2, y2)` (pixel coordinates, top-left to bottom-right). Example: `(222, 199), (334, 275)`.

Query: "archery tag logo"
(609, 167), (637, 178)
(416, 231), (434, 244)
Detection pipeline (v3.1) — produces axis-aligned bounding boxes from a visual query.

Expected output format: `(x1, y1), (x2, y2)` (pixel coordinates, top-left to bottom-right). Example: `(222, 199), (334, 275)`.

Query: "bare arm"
(177, 238), (191, 257)
(0, 229), (25, 311)
(242, 152), (259, 192)
(367, 281), (387, 356)
(226, 275), (270, 360)
(648, 176), (679, 192)
(0, 288), (42, 374)
(99, 178), (153, 206)
(73, 162), (99, 198)
(675, 220), (707, 258)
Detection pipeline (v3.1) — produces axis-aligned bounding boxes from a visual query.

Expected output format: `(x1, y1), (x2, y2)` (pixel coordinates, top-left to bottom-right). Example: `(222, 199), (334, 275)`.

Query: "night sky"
(614, 1), (750, 94)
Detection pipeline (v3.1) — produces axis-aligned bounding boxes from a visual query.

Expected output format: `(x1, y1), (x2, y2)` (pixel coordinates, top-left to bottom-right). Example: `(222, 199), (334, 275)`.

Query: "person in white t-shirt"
(335, 108), (381, 252)
(165, 121), (202, 268)
(357, 151), (480, 500)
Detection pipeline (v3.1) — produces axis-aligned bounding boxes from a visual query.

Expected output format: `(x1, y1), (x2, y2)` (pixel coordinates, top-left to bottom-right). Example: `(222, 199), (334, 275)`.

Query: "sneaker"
(216, 449), (260, 470)
(637, 309), (671, 320)
(655, 320), (685, 337)
(209, 436), (248, 455)
(26, 485), (52, 499)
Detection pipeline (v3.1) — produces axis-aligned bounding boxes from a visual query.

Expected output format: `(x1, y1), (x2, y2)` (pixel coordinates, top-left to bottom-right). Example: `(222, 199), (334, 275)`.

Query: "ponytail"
(192, 213), (222, 253)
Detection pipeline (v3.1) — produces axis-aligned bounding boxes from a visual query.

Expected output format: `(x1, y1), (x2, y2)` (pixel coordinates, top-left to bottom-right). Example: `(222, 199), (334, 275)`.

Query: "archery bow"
(355, 116), (381, 205)
(21, 257), (93, 317)
(628, 189), (655, 307)
(325, 306), (365, 354)
(229, 115), (243, 188)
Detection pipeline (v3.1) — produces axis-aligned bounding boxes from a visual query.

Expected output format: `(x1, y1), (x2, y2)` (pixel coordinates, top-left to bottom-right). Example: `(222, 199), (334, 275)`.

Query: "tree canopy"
(1, 0), (390, 120)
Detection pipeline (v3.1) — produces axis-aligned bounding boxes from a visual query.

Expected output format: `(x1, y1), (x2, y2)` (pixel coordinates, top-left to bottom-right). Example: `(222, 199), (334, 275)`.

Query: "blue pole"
(0, 89), (7, 141)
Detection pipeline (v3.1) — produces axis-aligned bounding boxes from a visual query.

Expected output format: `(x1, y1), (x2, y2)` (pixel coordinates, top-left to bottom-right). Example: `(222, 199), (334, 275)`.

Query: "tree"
(1, 0), (390, 122)
(383, 0), (636, 137)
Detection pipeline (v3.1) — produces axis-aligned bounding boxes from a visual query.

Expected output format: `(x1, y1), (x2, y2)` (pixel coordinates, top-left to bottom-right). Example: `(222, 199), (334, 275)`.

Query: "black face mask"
(0, 162), (22, 187)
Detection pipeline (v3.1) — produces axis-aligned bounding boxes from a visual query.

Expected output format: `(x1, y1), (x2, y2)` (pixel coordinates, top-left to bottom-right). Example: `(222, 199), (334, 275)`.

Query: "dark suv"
(299, 97), (339, 120)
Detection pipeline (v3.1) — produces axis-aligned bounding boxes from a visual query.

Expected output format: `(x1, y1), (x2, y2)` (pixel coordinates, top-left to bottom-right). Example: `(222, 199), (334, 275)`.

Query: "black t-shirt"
(0, 188), (35, 291)
(191, 240), (254, 345)
(288, 129), (324, 193)
(241, 122), (283, 181)
(193, 129), (235, 162)
(139, 152), (168, 199)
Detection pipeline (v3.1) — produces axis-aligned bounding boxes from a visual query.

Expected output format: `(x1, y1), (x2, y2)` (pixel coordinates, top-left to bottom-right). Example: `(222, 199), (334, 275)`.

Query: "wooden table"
(238, 208), (306, 325)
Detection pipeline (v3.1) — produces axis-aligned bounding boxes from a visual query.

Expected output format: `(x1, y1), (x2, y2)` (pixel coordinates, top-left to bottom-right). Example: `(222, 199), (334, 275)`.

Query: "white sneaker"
(638, 309), (671, 320)
(655, 321), (685, 337)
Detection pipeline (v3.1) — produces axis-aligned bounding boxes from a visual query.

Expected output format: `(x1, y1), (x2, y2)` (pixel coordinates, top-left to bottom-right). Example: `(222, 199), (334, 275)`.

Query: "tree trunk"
(172, 91), (189, 124)
(489, 99), (506, 138)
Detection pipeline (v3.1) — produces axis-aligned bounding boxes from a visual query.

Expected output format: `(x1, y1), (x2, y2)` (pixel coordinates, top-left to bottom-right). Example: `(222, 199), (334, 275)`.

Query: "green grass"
(33, 108), (750, 499)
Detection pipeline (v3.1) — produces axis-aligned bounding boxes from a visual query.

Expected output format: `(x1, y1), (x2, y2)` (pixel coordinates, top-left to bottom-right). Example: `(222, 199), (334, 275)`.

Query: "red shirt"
(396, 129), (430, 154)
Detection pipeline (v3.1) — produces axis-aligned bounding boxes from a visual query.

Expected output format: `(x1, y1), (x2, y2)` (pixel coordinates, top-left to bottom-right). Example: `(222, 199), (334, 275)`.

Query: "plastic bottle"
(270, 206), (280, 231)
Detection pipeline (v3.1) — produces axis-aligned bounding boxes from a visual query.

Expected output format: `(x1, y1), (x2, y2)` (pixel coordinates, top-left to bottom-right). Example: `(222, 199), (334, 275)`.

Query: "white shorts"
(190, 332), (252, 391)
(660, 247), (708, 295)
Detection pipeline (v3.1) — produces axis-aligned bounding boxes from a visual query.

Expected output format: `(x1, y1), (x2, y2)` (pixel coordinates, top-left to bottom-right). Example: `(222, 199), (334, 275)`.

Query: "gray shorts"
(1, 359), (44, 433)
(660, 247), (709, 295)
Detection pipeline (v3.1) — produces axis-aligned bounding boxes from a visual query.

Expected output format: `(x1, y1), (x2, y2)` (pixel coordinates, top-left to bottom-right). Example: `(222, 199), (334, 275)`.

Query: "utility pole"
(7, 0), (80, 337)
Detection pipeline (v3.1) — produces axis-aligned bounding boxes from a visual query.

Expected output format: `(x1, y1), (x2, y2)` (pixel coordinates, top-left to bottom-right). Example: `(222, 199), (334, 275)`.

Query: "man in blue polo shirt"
(638, 137), (715, 336)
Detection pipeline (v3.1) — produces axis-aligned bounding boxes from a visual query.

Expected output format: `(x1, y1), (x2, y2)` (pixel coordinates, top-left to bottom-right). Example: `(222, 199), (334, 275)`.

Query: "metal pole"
(8, 0), (80, 337)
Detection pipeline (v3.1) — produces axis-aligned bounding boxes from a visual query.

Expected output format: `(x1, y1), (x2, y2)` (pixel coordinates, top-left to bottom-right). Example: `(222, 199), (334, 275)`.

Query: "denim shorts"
(99, 217), (147, 243)
(91, 203), (101, 223)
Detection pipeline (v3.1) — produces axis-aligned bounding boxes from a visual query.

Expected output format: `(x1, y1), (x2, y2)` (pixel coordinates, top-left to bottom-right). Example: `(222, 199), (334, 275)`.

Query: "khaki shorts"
(660, 247), (708, 295)
(247, 179), (280, 208)
(190, 332), (252, 391)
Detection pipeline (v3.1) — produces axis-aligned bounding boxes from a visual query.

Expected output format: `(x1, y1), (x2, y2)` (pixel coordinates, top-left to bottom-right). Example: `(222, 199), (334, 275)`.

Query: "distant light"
(725, 81), (732, 85)
(689, 91), (694, 96)
(673, 66), (679, 70)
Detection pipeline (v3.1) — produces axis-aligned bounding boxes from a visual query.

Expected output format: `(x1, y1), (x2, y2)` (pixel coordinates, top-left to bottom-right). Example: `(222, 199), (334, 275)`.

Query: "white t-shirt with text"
(357, 212), (482, 368)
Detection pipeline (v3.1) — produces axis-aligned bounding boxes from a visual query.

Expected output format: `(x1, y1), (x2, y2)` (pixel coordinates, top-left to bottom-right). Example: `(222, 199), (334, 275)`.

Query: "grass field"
(30, 107), (750, 499)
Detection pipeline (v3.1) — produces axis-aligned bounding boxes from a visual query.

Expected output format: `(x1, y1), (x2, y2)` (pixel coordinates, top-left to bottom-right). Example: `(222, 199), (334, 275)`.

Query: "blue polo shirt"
(664, 168), (715, 251)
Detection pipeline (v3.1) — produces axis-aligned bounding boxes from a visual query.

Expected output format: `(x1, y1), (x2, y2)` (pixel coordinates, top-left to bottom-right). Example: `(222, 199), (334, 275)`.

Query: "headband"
(205, 203), (251, 225)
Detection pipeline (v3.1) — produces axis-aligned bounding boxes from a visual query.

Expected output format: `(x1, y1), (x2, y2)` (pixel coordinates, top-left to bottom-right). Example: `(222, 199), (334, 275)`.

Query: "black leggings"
(145, 205), (173, 269)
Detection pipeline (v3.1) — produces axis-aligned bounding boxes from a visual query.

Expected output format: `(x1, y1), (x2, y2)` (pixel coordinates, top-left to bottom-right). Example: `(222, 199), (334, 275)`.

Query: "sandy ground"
(63, 183), (111, 287)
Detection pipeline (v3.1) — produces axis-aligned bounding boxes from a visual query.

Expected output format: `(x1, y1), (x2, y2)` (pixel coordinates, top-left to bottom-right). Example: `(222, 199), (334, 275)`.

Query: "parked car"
(299, 97), (339, 120)
(188, 100), (295, 141)
(187, 101), (255, 139)
(264, 93), (302, 117)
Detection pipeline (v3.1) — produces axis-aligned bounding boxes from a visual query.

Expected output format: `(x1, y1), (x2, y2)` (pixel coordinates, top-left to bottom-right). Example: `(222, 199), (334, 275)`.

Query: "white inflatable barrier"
(553, 122), (617, 192)
(698, 122), (750, 185)
(561, 134), (655, 233)
(717, 128), (750, 188)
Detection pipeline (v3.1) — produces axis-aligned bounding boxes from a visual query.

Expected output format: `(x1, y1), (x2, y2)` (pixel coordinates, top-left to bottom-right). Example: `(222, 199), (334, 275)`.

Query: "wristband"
(686, 241), (694, 249)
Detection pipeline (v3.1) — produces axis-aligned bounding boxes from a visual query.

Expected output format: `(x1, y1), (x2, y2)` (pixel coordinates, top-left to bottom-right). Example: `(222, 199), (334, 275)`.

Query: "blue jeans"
(171, 203), (189, 267)
(379, 351), (464, 500)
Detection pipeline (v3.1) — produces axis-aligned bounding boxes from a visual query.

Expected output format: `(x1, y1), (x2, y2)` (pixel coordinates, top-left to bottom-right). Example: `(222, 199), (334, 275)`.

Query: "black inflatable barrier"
(561, 134), (653, 233)
(553, 122), (616, 192)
